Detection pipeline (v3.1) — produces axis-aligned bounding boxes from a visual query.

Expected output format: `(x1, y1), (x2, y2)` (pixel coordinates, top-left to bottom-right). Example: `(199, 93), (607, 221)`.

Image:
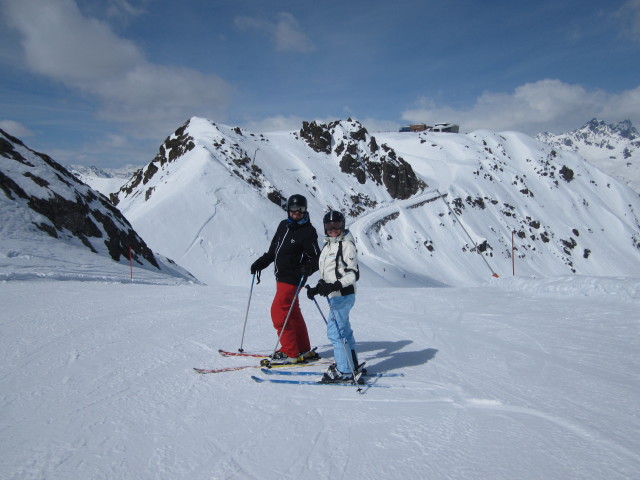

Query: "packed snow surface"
(1, 270), (639, 479)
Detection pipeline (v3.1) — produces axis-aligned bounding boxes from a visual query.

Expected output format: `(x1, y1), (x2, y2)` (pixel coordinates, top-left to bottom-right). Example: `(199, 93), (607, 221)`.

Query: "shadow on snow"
(316, 340), (438, 374)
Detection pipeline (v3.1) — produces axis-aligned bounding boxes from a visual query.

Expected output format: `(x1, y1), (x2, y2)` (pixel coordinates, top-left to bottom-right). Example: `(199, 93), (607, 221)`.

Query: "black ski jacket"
(258, 215), (320, 286)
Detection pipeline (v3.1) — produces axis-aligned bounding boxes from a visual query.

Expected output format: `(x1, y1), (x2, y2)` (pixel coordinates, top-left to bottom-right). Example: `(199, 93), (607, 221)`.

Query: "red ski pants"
(270, 282), (311, 358)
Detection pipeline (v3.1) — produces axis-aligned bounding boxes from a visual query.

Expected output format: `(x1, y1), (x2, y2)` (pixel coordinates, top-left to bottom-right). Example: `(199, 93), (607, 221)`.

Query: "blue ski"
(250, 375), (390, 388)
(260, 368), (403, 378)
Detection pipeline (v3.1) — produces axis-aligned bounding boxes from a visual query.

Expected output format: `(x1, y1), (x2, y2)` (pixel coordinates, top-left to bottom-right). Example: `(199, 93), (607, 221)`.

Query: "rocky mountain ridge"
(110, 117), (640, 286)
(0, 129), (195, 282)
(113, 117), (426, 217)
(296, 119), (426, 200)
(4, 116), (639, 287)
(537, 118), (640, 193)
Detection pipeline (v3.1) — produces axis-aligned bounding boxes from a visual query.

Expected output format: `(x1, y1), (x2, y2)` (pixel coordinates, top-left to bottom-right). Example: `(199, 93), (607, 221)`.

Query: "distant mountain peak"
(537, 118), (640, 193)
(582, 118), (638, 140)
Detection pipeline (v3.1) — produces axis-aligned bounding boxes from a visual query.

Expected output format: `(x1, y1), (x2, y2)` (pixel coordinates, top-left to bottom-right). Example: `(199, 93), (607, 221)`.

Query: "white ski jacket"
(318, 229), (359, 297)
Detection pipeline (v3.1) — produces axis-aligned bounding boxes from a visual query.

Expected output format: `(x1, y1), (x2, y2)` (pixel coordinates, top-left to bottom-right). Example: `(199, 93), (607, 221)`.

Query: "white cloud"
(0, 120), (35, 137)
(402, 79), (640, 134)
(3, 0), (233, 139)
(4, 0), (142, 80)
(614, 0), (640, 41)
(273, 12), (315, 53)
(235, 12), (314, 53)
(244, 114), (306, 133)
(106, 0), (148, 20)
(93, 63), (233, 138)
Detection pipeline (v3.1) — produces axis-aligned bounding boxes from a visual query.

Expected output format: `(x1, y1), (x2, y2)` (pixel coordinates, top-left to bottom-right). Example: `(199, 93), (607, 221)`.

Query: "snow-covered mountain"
(537, 119), (640, 193)
(5, 117), (640, 287)
(68, 164), (141, 198)
(0, 129), (196, 283)
(113, 117), (640, 287)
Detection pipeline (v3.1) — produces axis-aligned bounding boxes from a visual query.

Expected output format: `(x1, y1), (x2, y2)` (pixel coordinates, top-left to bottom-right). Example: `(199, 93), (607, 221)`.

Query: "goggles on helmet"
(324, 221), (343, 231)
(288, 205), (306, 213)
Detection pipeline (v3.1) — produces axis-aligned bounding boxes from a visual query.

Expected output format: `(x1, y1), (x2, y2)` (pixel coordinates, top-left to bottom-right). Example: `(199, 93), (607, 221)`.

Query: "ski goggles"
(288, 205), (306, 213)
(324, 221), (343, 231)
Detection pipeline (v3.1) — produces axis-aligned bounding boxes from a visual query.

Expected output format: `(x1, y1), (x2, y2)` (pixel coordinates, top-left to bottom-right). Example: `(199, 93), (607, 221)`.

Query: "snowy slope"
(1, 277), (639, 479)
(374, 129), (640, 285)
(114, 117), (640, 287)
(0, 129), (196, 283)
(537, 119), (640, 193)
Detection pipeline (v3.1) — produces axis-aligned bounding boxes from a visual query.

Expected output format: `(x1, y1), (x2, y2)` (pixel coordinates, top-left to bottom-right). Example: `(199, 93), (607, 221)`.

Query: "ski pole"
(324, 297), (359, 384)
(311, 295), (354, 372)
(266, 275), (306, 364)
(238, 273), (256, 352)
(311, 295), (361, 390)
(309, 293), (328, 325)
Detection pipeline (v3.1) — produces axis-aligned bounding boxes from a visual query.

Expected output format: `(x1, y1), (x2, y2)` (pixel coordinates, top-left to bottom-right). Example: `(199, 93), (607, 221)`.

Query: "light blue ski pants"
(326, 294), (357, 374)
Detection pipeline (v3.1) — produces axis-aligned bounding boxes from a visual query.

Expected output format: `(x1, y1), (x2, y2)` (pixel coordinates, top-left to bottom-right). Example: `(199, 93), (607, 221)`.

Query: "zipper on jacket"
(273, 229), (290, 277)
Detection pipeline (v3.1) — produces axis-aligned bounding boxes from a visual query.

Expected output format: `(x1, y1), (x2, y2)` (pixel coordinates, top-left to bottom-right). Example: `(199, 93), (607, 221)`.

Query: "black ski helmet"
(286, 194), (307, 212)
(323, 210), (345, 234)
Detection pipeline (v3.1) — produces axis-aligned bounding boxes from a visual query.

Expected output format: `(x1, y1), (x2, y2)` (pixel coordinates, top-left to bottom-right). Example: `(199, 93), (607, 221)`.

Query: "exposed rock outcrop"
(299, 118), (426, 200)
(0, 129), (159, 268)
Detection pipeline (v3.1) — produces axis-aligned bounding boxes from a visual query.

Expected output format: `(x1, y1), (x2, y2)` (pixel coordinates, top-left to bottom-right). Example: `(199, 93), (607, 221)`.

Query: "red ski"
(194, 364), (261, 374)
(217, 347), (319, 360)
(217, 349), (269, 358)
(194, 360), (332, 375)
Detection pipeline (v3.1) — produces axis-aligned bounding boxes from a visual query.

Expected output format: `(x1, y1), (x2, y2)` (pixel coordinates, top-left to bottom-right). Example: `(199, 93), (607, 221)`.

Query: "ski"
(259, 368), (404, 378)
(251, 375), (390, 388)
(217, 346), (319, 360)
(194, 365), (259, 374)
(194, 360), (332, 375)
(218, 349), (268, 358)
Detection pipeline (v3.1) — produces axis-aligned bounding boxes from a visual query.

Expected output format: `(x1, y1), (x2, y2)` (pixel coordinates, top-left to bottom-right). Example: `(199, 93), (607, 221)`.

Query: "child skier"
(307, 210), (362, 383)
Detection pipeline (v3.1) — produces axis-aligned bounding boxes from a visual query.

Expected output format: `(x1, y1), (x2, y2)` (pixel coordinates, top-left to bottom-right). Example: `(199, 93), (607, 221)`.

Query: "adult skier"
(250, 194), (321, 364)
(307, 210), (362, 383)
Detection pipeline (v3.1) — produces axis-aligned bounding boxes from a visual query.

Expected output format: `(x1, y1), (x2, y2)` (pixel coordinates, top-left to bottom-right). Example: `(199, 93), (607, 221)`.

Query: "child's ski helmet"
(323, 210), (345, 234)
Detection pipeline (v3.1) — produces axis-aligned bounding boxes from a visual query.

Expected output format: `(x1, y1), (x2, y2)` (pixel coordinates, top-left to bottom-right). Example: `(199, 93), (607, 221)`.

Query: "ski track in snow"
(1, 278), (639, 479)
(350, 190), (439, 260)
(349, 189), (450, 286)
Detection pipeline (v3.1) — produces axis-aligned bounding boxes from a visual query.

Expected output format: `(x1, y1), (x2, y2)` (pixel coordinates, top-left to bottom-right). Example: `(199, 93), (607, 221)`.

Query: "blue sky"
(1, 0), (640, 168)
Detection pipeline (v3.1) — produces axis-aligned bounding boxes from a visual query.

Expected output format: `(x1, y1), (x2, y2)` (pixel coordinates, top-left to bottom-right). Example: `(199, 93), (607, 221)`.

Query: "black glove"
(317, 280), (342, 297)
(250, 255), (270, 274)
(299, 261), (313, 277)
(306, 285), (318, 299)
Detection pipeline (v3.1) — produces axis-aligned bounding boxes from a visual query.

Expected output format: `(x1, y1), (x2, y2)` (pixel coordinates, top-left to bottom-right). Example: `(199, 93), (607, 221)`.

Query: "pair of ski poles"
(238, 274), (359, 384)
(308, 290), (360, 387)
(238, 273), (306, 359)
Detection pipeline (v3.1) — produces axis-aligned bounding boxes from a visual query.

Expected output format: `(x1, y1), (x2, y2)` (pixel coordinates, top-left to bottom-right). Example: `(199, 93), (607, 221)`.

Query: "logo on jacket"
(291, 239), (296, 244)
